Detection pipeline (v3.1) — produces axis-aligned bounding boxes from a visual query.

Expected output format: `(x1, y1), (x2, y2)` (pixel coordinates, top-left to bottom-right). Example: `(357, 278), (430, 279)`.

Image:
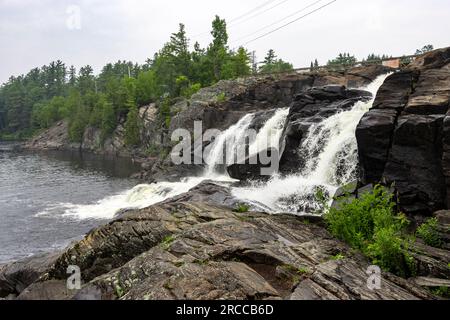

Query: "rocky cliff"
(357, 47), (450, 215)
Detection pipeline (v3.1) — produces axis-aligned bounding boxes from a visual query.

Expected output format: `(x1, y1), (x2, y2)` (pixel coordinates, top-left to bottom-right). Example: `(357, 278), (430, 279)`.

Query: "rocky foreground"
(0, 182), (448, 300)
(4, 48), (450, 300)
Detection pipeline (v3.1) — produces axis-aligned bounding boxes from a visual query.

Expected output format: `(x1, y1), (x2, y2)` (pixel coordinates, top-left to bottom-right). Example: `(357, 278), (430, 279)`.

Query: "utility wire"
(240, 0), (337, 46)
(229, 0), (291, 28)
(191, 0), (279, 39)
(229, 0), (279, 23)
(231, 0), (324, 45)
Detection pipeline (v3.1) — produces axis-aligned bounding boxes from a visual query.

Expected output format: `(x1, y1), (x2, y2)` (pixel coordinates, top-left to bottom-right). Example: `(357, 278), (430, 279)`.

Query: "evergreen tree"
(68, 66), (77, 86)
(259, 50), (293, 74)
(415, 44), (434, 55)
(207, 15), (229, 82)
(100, 99), (116, 140)
(314, 59), (319, 69)
(263, 49), (277, 65)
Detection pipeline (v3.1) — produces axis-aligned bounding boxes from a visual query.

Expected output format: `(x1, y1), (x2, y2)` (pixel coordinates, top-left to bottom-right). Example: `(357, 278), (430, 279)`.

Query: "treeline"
(0, 16), (292, 144)
(309, 45), (435, 71)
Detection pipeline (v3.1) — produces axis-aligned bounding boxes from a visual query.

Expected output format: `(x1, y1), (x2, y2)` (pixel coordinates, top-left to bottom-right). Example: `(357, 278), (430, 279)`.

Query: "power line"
(231, 0), (324, 46)
(240, 0), (337, 47)
(191, 0), (279, 39)
(229, 0), (291, 28)
(229, 0), (278, 23)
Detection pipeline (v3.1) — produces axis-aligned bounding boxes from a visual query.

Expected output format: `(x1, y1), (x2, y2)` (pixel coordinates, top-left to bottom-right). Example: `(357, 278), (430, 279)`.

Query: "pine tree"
(207, 15), (229, 81)
(68, 66), (77, 86)
(263, 49), (277, 65)
(314, 59), (319, 69)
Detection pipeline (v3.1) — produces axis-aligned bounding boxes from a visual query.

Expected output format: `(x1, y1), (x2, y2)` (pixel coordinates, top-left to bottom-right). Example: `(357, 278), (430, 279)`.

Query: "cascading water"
(249, 108), (290, 155)
(231, 73), (391, 214)
(204, 113), (255, 177)
(38, 74), (388, 220)
(41, 114), (259, 220)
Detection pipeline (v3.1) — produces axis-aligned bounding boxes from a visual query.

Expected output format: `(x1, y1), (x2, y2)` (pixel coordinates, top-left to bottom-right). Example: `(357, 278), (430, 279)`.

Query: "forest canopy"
(0, 16), (292, 144)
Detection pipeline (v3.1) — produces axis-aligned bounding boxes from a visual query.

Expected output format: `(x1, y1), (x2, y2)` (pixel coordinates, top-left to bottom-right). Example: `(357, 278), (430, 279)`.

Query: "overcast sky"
(1, 0), (449, 84)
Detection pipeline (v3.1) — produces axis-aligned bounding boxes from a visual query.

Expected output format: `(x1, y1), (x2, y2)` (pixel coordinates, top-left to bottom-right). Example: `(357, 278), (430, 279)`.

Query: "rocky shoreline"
(1, 182), (448, 300)
(3, 48), (450, 300)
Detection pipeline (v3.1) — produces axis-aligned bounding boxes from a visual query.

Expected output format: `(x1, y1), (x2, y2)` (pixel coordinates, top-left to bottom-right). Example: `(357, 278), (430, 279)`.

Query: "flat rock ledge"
(0, 201), (439, 300)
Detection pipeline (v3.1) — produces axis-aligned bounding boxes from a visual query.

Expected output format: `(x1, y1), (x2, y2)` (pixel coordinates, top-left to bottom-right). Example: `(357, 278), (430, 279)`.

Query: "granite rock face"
(357, 47), (450, 214)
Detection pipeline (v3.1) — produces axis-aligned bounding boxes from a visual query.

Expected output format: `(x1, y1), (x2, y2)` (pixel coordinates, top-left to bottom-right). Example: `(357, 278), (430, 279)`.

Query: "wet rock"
(161, 180), (239, 208)
(227, 148), (280, 181)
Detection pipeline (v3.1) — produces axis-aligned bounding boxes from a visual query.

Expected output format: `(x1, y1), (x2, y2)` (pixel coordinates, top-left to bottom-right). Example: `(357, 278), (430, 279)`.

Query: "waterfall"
(204, 113), (255, 177)
(231, 73), (391, 214)
(42, 74), (389, 219)
(44, 114), (259, 220)
(249, 108), (290, 155)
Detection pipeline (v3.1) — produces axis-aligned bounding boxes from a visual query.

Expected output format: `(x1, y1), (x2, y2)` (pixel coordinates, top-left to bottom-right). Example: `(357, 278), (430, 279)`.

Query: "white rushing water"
(204, 113), (255, 177)
(41, 115), (257, 220)
(40, 74), (389, 219)
(249, 108), (290, 156)
(231, 73), (391, 214)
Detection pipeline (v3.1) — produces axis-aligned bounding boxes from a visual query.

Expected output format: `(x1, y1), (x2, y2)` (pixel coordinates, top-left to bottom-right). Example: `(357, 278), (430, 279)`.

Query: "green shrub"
(324, 185), (415, 277)
(161, 235), (175, 250)
(431, 286), (450, 298)
(234, 203), (250, 213)
(417, 218), (442, 248)
(216, 92), (226, 102)
(124, 103), (141, 147)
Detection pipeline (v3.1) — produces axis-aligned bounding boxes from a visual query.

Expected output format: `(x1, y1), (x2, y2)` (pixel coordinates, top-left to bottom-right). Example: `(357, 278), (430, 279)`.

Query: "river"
(0, 144), (140, 263)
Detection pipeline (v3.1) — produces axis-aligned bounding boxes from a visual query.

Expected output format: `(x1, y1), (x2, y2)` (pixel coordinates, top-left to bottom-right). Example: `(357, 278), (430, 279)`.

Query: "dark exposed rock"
(356, 109), (398, 183)
(443, 115), (450, 208)
(227, 148), (280, 181)
(0, 252), (60, 297)
(161, 180), (239, 208)
(3, 202), (434, 300)
(357, 47), (450, 214)
(383, 114), (446, 214)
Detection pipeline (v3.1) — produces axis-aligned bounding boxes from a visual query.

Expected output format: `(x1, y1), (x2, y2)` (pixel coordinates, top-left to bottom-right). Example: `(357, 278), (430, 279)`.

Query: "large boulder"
(0, 252), (60, 297)
(357, 47), (450, 214)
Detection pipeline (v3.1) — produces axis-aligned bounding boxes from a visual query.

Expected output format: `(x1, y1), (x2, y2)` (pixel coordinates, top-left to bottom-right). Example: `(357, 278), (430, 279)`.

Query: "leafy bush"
(216, 92), (226, 102)
(431, 286), (449, 298)
(234, 203), (250, 213)
(417, 218), (442, 248)
(324, 185), (415, 277)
